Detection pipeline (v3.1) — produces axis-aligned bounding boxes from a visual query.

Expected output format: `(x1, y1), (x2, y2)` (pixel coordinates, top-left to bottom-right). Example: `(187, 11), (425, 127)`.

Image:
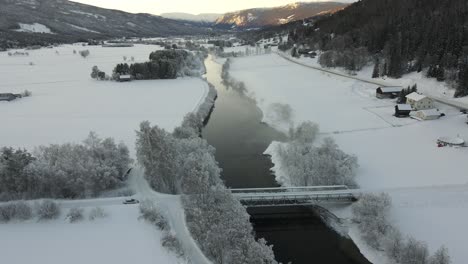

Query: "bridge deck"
(230, 186), (357, 207)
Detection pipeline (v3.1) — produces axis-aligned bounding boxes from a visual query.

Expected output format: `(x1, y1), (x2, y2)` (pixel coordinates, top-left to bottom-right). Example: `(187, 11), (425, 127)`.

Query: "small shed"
(410, 109), (441, 120)
(395, 104), (412, 117)
(376, 86), (403, 99)
(437, 137), (465, 147)
(0, 93), (18, 102)
(406, 92), (434, 110)
(118, 74), (132, 82)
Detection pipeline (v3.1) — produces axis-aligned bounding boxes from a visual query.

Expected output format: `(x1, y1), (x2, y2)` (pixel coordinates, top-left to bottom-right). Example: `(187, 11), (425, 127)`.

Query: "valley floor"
(0, 44), (209, 156)
(228, 52), (468, 264)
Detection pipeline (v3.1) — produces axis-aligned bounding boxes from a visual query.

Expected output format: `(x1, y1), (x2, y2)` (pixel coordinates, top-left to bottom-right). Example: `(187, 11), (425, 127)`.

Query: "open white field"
(283, 51), (468, 107)
(0, 44), (208, 156)
(229, 53), (468, 264)
(0, 203), (184, 264)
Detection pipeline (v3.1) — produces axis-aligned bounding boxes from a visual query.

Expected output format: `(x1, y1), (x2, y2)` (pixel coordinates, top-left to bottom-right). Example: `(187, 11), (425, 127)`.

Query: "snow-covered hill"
(0, 0), (208, 47)
(215, 2), (348, 29)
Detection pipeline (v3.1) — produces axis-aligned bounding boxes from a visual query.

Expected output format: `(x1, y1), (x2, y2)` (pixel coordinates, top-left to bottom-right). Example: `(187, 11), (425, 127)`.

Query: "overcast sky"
(71, 0), (355, 15)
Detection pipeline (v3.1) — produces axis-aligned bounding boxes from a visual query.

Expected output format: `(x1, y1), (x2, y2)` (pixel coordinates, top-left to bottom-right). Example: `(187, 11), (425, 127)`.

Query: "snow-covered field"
(0, 203), (184, 264)
(228, 53), (468, 264)
(283, 51), (468, 107)
(0, 44), (209, 156)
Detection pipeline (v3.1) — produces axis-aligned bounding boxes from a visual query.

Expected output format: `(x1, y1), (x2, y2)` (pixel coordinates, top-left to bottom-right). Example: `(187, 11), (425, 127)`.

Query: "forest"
(285, 0), (468, 97)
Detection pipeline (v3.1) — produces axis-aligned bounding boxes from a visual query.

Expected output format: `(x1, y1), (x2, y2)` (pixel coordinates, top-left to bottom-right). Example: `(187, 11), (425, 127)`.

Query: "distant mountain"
(0, 0), (208, 48)
(161, 13), (221, 23)
(215, 2), (348, 29)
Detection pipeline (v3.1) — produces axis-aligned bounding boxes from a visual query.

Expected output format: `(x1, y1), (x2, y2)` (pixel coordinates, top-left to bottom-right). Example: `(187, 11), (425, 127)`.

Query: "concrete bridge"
(230, 185), (357, 207)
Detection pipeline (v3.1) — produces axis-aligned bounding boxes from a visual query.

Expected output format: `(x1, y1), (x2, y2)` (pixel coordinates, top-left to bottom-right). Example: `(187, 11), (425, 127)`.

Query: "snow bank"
(0, 44), (209, 157)
(229, 53), (468, 264)
(0, 204), (184, 264)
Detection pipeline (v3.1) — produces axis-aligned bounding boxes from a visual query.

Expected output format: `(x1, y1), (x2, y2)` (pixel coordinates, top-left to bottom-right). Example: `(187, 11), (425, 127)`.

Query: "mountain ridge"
(0, 0), (208, 48)
(215, 2), (348, 29)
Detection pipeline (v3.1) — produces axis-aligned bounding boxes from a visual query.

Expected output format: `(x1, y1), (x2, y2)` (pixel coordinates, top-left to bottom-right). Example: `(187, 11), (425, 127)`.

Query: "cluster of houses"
(376, 86), (443, 120)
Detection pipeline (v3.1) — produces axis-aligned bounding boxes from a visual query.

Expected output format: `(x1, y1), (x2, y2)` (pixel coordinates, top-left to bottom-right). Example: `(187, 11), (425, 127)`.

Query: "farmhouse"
(395, 104), (412, 117)
(410, 109), (441, 120)
(0, 93), (20, 102)
(376, 86), (403, 99)
(118, 74), (132, 82)
(406, 92), (434, 110)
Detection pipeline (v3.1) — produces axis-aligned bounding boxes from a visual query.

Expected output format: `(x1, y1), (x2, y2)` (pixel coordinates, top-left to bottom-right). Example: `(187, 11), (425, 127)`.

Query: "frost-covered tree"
(66, 207), (84, 223)
(87, 207), (105, 220)
(352, 193), (392, 249)
(401, 237), (429, 264)
(0, 147), (35, 196)
(136, 121), (179, 194)
(277, 123), (358, 187)
(429, 246), (451, 264)
(383, 227), (404, 261)
(91, 66), (100, 79)
(79, 50), (90, 58)
(36, 200), (60, 220)
(288, 121), (319, 144)
(1, 133), (131, 200)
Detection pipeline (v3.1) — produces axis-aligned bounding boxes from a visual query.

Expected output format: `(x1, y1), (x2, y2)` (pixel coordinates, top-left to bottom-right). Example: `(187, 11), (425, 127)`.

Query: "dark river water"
(202, 57), (371, 264)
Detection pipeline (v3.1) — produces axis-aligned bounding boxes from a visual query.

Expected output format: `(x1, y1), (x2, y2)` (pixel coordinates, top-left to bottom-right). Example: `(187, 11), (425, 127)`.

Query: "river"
(202, 56), (371, 264)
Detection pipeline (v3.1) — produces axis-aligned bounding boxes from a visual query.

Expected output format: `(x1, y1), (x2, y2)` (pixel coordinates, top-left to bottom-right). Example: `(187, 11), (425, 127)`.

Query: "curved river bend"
(202, 57), (371, 264)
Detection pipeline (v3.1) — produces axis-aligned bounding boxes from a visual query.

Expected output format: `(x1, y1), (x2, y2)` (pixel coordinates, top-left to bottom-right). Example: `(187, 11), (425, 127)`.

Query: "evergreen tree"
(372, 58), (380, 78)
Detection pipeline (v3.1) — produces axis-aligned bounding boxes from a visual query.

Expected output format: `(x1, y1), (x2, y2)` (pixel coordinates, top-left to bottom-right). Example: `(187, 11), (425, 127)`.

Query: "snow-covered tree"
(89, 207), (107, 221)
(36, 200), (60, 220)
(401, 237), (429, 264)
(79, 50), (90, 58)
(66, 207), (84, 223)
(276, 123), (358, 187)
(429, 246), (451, 264)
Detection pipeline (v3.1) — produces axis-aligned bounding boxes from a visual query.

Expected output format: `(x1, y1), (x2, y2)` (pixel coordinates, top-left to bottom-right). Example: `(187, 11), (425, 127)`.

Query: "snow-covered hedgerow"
(136, 118), (277, 263)
(0, 201), (33, 222)
(353, 193), (451, 264)
(0, 132), (132, 200)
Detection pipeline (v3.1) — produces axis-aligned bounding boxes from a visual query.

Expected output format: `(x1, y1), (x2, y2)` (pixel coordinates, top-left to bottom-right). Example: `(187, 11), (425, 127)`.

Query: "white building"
(410, 109), (441, 120)
(406, 92), (434, 110)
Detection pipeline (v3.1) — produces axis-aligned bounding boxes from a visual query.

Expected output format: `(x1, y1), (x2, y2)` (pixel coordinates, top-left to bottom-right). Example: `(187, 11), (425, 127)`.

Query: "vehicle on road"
(123, 199), (139, 205)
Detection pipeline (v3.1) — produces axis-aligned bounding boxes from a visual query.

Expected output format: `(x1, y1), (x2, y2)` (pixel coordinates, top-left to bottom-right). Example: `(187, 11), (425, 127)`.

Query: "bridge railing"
(230, 185), (349, 195)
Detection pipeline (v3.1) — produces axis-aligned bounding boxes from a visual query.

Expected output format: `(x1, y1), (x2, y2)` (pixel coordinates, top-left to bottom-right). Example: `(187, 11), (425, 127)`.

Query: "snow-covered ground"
(228, 53), (468, 264)
(0, 44), (209, 156)
(15, 23), (53, 34)
(0, 203), (184, 264)
(282, 51), (468, 107)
